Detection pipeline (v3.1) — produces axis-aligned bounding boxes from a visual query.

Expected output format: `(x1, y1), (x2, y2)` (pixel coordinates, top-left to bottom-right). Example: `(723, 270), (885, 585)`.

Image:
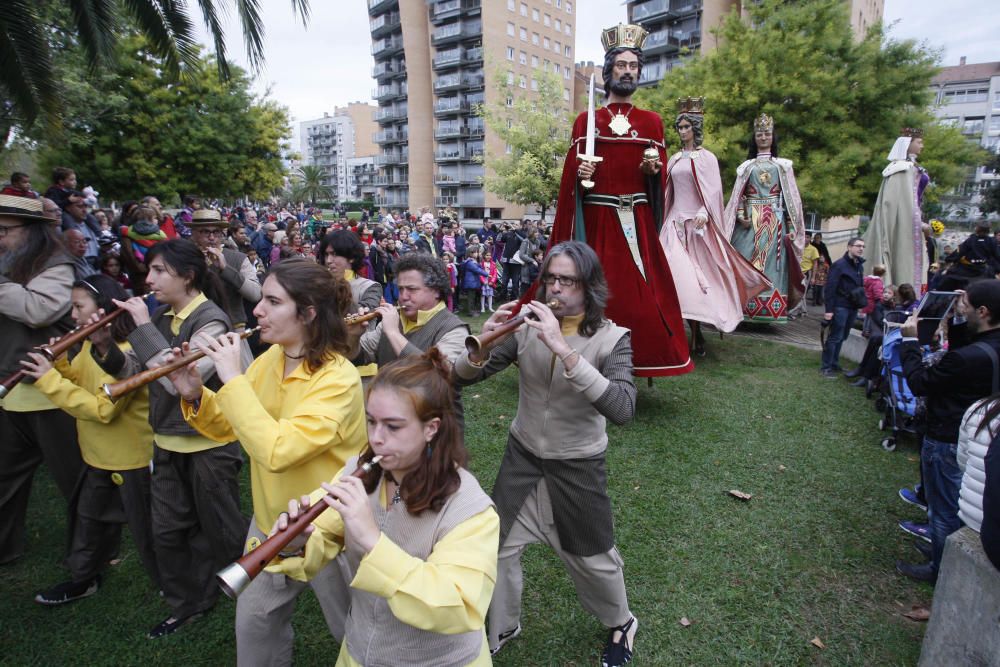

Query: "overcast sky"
(194, 0), (998, 129)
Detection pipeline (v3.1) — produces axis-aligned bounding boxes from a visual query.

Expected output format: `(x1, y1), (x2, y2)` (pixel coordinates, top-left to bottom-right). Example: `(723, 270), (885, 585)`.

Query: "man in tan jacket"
(454, 240), (639, 667)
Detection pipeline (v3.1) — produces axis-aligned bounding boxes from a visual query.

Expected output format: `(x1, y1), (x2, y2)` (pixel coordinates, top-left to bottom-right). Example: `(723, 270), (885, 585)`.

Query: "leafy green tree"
(0, 0), (308, 134)
(636, 0), (980, 219)
(290, 165), (334, 205)
(35, 35), (290, 202)
(478, 68), (571, 220)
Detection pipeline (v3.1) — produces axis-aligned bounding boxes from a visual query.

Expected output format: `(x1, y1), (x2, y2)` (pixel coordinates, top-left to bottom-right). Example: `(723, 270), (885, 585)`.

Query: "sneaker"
(147, 612), (203, 639)
(34, 577), (100, 605)
(489, 624), (521, 656)
(821, 369), (838, 379)
(895, 559), (937, 584)
(898, 487), (928, 512)
(898, 520), (931, 543)
(601, 616), (638, 667)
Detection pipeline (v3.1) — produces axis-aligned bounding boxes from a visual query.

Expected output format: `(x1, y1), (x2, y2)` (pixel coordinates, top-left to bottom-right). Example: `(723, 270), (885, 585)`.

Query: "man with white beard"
(0, 194), (84, 565)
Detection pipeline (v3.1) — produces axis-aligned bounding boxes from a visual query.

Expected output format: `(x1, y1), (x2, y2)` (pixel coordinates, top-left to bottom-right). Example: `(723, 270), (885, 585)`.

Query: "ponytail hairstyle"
(74, 274), (134, 343)
(266, 258), (351, 373)
(358, 348), (465, 515)
(144, 239), (229, 316)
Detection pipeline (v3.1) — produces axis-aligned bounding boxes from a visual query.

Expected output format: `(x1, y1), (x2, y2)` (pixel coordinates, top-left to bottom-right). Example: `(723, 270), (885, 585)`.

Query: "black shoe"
(912, 539), (932, 560)
(895, 560), (937, 584)
(850, 377), (867, 387)
(843, 368), (862, 378)
(147, 612), (203, 639)
(489, 624), (522, 657)
(821, 369), (838, 379)
(602, 616), (638, 667)
(34, 577), (100, 605)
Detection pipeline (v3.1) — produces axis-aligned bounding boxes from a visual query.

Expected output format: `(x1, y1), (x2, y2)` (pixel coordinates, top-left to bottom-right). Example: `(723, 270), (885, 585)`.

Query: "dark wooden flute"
(465, 299), (560, 356)
(0, 309), (125, 399)
(101, 326), (260, 402)
(216, 455), (384, 599)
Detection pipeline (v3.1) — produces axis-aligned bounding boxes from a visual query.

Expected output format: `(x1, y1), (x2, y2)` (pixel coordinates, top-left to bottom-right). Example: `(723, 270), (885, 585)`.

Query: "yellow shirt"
(182, 344), (367, 533)
(275, 466), (498, 667)
(402, 301), (447, 335)
(801, 243), (820, 273)
(33, 341), (153, 470)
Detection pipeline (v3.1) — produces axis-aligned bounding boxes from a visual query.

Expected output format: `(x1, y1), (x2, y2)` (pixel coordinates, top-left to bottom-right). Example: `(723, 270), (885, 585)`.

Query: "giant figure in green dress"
(724, 114), (806, 322)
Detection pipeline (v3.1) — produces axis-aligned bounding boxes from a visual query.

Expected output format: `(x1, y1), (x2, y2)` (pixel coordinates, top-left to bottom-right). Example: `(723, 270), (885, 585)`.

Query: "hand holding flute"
(466, 298), (561, 362)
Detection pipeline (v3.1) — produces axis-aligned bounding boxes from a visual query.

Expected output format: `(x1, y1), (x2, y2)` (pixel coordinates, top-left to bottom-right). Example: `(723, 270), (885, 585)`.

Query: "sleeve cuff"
(564, 356), (610, 402)
(128, 322), (168, 365)
(454, 352), (486, 379)
(351, 533), (411, 599)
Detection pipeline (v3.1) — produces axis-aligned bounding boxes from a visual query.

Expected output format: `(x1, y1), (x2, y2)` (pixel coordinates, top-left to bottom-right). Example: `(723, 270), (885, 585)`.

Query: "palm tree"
(0, 0), (309, 127)
(291, 164), (333, 205)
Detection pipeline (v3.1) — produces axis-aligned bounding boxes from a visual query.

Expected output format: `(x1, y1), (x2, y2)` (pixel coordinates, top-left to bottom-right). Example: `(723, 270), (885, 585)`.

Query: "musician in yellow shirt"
(271, 351), (499, 667)
(20, 274), (158, 605)
(170, 259), (367, 666)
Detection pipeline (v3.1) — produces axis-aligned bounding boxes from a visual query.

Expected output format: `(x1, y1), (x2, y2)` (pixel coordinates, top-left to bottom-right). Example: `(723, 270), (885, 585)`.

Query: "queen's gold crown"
(901, 127), (923, 138)
(677, 97), (705, 115)
(601, 23), (649, 52)
(754, 113), (774, 133)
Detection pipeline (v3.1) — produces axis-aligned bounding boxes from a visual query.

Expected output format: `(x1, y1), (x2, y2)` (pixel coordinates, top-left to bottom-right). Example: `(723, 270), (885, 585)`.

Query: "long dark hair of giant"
(266, 258), (351, 373)
(74, 274), (135, 343)
(357, 348), (466, 516)
(746, 129), (780, 159)
(144, 239), (229, 316)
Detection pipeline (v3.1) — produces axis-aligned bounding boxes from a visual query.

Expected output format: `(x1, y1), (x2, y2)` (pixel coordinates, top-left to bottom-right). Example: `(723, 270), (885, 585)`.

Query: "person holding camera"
(820, 237), (867, 378)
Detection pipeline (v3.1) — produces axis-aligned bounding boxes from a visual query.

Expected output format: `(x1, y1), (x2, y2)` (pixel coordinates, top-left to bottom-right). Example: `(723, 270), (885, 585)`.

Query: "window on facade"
(531, 78), (538, 91)
(566, 1), (572, 11)
(506, 143), (513, 154)
(507, 71), (515, 85)
(507, 0), (515, 9)
(520, 51), (527, 65)
(563, 87), (570, 101)
(544, 36), (550, 49)
(564, 65), (571, 79)
(506, 47), (515, 61)
(990, 116), (1000, 132)
(555, 18), (561, 31)
(554, 40), (561, 53)
(555, 0), (561, 7)
(552, 62), (559, 74)
(994, 91), (1000, 110)
(520, 27), (527, 41)
(521, 2), (528, 16)
(532, 32), (539, 45)
(963, 117), (985, 135)
(533, 8), (539, 21)
(944, 88), (989, 104)
(506, 96), (514, 107)
(507, 22), (515, 36)
(544, 13), (550, 26)
(532, 55), (539, 67)
(519, 75), (527, 88)
(565, 23), (571, 35)
(564, 45), (571, 57)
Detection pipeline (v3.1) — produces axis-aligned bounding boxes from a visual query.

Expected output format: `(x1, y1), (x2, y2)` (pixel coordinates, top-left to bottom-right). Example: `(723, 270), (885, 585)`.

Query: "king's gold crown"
(601, 23), (649, 52)
(901, 127), (923, 138)
(754, 113), (774, 133)
(677, 97), (705, 115)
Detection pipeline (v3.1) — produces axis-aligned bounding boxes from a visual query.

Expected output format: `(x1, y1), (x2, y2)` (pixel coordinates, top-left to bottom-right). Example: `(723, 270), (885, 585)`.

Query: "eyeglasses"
(0, 224), (27, 237)
(195, 228), (223, 237)
(541, 273), (580, 287)
(614, 61), (640, 71)
(850, 243), (865, 248)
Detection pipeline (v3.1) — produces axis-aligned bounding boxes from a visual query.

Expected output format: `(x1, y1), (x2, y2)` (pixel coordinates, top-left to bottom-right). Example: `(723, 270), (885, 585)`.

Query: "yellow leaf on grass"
(728, 489), (752, 501)
(810, 637), (826, 649)
(903, 606), (931, 622)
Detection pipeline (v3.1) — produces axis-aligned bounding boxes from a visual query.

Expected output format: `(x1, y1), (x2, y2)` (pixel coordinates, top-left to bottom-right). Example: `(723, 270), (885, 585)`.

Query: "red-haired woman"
(272, 350), (499, 666)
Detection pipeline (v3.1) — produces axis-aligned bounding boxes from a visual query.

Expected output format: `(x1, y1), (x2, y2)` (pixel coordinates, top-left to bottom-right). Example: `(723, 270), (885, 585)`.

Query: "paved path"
(706, 305), (827, 351)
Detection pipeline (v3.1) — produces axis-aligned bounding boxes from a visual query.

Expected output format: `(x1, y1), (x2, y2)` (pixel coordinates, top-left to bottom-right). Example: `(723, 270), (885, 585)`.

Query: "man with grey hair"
(350, 252), (469, 420)
(252, 222), (278, 268)
(454, 240), (639, 667)
(64, 228), (98, 280)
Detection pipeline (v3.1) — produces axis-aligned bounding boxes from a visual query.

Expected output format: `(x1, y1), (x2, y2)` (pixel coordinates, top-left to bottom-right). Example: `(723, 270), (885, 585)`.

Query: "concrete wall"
(400, 0), (434, 213)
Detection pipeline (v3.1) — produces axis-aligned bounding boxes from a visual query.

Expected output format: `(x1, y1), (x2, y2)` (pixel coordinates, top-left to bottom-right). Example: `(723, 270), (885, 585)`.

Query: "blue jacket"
(824, 252), (864, 312)
(460, 259), (489, 289)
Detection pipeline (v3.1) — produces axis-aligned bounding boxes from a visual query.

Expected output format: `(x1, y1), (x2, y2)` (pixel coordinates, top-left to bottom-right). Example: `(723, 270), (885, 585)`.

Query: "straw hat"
(187, 208), (227, 228)
(0, 194), (52, 223)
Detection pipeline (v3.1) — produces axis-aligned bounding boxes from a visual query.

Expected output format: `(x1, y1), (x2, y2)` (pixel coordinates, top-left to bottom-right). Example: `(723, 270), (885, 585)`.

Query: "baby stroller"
(873, 312), (926, 452)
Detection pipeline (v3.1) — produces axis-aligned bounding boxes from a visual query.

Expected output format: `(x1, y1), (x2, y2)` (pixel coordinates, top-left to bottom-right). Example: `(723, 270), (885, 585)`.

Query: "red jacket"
(862, 275), (884, 315)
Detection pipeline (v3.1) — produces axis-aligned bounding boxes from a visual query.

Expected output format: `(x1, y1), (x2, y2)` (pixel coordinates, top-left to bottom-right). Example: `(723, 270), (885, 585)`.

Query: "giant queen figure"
(548, 23), (693, 377)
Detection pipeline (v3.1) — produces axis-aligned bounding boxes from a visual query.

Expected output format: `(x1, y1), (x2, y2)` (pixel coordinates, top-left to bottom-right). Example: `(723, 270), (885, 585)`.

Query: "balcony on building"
(435, 146), (466, 162)
(435, 122), (469, 140)
(434, 97), (471, 116)
(431, 20), (482, 47)
(370, 11), (401, 38)
(632, 0), (701, 22)
(367, 0), (398, 15)
(462, 73), (485, 91)
(375, 105), (408, 124)
(372, 60), (402, 80)
(372, 36), (404, 57)
(642, 27), (699, 55)
(376, 150), (409, 166)
(430, 0), (482, 23)
(435, 167), (483, 185)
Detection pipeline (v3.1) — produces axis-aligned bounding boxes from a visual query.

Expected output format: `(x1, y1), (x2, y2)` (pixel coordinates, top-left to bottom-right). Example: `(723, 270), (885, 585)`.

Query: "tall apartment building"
(929, 59), (1000, 221)
(626, 0), (884, 87)
(368, 0), (575, 220)
(299, 103), (378, 203)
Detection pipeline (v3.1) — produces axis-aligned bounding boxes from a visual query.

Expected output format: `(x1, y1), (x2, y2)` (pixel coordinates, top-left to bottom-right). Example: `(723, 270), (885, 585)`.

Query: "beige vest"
(343, 466), (493, 667)
(509, 320), (628, 459)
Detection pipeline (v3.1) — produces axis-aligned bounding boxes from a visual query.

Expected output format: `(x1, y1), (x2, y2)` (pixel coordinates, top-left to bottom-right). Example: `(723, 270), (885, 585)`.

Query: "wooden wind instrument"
(101, 326), (260, 402)
(0, 309), (125, 399)
(343, 305), (401, 325)
(465, 299), (561, 356)
(216, 455), (384, 599)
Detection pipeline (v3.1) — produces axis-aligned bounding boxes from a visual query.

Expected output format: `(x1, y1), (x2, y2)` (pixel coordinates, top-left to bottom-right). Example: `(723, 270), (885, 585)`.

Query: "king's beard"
(609, 77), (637, 97)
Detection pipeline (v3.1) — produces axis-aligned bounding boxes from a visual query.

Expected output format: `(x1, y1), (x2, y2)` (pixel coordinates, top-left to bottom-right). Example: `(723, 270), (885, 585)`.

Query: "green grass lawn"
(0, 333), (931, 665)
